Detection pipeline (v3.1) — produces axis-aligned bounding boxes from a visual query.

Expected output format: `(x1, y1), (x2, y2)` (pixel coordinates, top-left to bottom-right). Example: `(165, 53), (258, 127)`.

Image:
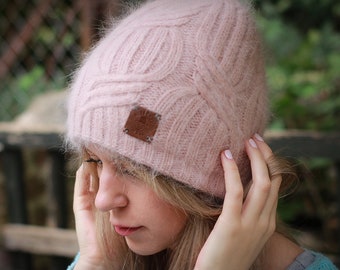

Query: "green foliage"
(256, 5), (340, 131)
(0, 0), (81, 121)
(0, 67), (65, 121)
(255, 1), (340, 234)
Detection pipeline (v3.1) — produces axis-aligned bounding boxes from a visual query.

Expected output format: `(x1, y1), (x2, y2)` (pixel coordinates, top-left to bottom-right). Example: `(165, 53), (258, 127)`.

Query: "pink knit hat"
(67, 0), (268, 198)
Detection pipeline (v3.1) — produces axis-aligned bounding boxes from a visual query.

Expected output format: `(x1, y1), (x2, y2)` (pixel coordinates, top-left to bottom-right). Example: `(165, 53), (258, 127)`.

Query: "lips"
(114, 225), (142, 236)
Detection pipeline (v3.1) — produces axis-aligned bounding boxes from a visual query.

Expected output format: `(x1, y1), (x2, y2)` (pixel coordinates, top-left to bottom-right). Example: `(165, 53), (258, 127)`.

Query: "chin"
(129, 247), (162, 256)
(127, 242), (164, 256)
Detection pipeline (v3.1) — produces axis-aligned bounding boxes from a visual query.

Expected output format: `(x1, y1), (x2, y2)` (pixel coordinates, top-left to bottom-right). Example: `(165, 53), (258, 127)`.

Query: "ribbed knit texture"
(67, 0), (268, 197)
(287, 251), (338, 270)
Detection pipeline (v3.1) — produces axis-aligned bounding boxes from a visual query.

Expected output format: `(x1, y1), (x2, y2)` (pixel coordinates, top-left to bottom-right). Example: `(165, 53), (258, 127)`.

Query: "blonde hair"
(79, 145), (298, 270)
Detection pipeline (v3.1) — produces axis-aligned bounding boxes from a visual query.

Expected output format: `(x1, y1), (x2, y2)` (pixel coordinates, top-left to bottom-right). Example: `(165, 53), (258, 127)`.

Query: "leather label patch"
(123, 105), (161, 143)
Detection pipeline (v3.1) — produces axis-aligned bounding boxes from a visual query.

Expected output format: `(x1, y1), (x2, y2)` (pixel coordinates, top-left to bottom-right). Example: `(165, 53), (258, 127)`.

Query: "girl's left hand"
(194, 135), (282, 270)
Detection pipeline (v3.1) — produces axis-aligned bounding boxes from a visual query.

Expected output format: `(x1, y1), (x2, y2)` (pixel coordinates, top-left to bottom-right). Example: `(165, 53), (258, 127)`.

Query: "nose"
(94, 165), (128, 212)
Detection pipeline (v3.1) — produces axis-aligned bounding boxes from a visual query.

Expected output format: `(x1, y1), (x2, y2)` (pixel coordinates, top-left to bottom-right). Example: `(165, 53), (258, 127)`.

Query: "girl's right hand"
(73, 164), (106, 270)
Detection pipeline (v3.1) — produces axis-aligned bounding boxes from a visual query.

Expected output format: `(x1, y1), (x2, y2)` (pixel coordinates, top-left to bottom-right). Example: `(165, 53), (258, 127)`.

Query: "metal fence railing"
(0, 0), (81, 121)
(0, 0), (119, 121)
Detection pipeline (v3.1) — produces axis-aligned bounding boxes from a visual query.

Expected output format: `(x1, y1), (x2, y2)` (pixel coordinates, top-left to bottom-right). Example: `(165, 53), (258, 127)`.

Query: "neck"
(258, 232), (304, 270)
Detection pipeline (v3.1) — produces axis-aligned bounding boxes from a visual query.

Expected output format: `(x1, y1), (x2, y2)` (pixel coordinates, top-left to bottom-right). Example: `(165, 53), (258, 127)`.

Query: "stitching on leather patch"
(123, 105), (161, 143)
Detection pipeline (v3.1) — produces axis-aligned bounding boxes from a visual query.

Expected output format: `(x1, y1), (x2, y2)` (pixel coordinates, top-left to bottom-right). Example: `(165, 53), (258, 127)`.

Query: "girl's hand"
(194, 135), (282, 270)
(73, 164), (106, 270)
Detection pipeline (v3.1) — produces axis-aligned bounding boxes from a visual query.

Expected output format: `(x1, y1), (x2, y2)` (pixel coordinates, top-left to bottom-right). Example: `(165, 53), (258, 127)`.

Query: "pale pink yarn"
(67, 0), (268, 198)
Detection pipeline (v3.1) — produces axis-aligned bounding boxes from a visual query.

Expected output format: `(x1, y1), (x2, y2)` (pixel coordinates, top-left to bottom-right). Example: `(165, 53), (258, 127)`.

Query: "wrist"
(73, 254), (108, 270)
(74, 260), (108, 270)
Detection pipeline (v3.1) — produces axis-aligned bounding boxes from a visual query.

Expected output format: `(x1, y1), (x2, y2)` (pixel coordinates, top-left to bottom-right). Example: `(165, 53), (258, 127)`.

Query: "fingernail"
(254, 133), (264, 142)
(249, 138), (257, 148)
(224, 149), (233, 160)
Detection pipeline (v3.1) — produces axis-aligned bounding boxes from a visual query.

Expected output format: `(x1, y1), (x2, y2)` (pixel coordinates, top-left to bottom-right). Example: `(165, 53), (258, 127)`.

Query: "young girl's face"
(85, 145), (188, 256)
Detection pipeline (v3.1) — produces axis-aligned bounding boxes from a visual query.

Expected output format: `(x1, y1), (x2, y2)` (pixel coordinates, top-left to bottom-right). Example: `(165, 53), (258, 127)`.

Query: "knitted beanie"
(67, 0), (268, 198)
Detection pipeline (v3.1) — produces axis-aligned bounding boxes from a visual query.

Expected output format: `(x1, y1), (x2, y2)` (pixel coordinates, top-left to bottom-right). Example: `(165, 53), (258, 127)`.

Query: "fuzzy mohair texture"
(67, 0), (268, 198)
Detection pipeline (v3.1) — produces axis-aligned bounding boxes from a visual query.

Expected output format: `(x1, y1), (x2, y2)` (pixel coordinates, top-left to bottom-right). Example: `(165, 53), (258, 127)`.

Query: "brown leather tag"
(123, 105), (161, 143)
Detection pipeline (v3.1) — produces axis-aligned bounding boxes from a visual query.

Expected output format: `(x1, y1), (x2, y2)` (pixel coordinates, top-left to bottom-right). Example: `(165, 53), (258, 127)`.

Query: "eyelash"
(84, 158), (103, 167)
(84, 158), (136, 178)
(119, 167), (136, 177)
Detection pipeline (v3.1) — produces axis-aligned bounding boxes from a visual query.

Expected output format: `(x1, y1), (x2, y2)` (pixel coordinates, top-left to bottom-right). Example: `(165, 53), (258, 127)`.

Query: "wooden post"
(1, 147), (32, 269)
(48, 149), (71, 270)
(2, 149), (27, 223)
(47, 150), (68, 228)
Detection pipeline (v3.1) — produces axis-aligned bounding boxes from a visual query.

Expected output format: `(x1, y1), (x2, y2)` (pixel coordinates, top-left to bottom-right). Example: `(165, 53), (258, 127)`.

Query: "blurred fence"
(0, 0), (119, 121)
(0, 1), (122, 268)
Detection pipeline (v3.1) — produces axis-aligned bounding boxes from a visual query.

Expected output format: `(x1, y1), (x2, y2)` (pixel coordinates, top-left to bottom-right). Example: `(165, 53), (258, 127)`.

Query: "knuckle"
(232, 186), (244, 200)
(259, 143), (274, 159)
(267, 216), (276, 233)
(258, 218), (276, 237)
(257, 218), (268, 231)
(257, 180), (271, 193)
(227, 163), (240, 174)
(269, 220), (276, 234)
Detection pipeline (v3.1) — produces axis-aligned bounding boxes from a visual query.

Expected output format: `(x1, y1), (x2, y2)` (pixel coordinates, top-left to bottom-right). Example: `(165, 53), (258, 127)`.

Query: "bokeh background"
(0, 0), (339, 269)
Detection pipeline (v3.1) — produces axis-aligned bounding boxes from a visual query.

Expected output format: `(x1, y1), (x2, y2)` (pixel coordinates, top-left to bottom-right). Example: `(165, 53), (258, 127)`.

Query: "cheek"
(133, 208), (187, 255)
(150, 199), (188, 241)
(125, 191), (188, 255)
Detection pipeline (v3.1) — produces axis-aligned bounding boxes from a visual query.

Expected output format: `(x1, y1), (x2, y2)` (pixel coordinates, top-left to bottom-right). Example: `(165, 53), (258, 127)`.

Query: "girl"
(66, 0), (337, 269)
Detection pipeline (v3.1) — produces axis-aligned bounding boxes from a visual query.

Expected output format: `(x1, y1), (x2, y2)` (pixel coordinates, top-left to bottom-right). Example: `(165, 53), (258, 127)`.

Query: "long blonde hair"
(81, 146), (298, 270)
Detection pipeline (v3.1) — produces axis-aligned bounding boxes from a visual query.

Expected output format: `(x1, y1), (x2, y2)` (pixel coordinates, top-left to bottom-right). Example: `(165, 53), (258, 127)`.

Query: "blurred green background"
(1, 0), (339, 128)
(1, 0), (339, 129)
(255, 0), (340, 131)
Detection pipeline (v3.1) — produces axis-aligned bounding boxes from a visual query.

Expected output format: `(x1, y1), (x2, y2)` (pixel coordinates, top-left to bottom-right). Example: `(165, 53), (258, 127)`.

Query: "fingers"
(252, 134), (282, 220)
(74, 165), (89, 197)
(221, 150), (244, 218)
(201, 137), (280, 270)
(221, 134), (282, 226)
(74, 164), (96, 213)
(243, 134), (281, 224)
(242, 137), (271, 217)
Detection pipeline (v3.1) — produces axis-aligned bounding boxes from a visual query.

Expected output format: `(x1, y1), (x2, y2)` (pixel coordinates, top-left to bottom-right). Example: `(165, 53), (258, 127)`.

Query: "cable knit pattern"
(67, 0), (268, 197)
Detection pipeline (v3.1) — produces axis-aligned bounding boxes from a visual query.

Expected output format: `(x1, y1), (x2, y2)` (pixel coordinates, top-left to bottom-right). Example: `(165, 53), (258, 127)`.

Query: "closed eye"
(119, 167), (136, 178)
(84, 158), (103, 167)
